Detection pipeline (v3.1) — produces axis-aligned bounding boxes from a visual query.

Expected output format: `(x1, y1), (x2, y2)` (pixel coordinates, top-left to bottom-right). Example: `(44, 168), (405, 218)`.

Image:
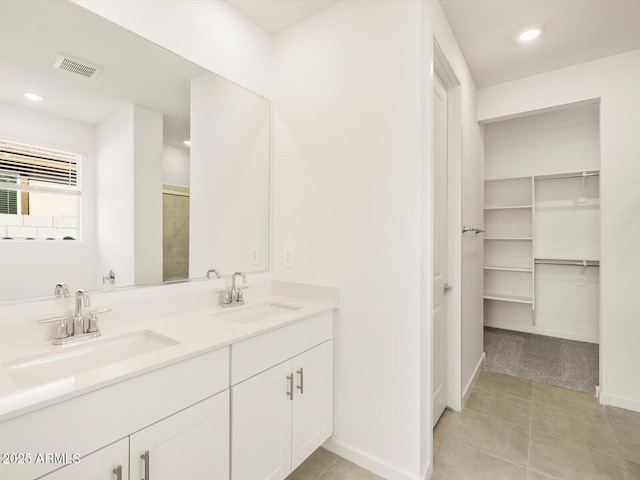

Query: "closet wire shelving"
(483, 170), (600, 324)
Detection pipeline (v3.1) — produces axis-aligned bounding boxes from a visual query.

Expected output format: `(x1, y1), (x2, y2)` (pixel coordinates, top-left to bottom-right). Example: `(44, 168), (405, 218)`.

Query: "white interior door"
(432, 74), (449, 426)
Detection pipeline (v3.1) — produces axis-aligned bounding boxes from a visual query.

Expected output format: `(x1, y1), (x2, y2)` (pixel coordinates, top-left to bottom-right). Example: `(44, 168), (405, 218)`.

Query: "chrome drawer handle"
(141, 450), (150, 480)
(297, 368), (304, 394)
(113, 465), (122, 480)
(286, 374), (293, 400)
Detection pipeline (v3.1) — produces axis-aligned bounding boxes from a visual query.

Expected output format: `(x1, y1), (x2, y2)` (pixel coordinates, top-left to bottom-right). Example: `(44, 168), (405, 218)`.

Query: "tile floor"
(433, 370), (640, 480)
(286, 447), (382, 480)
(289, 370), (640, 480)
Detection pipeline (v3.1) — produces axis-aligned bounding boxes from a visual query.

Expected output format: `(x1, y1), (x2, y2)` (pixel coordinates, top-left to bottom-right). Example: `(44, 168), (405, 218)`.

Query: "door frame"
(433, 41), (463, 414)
(421, 33), (464, 477)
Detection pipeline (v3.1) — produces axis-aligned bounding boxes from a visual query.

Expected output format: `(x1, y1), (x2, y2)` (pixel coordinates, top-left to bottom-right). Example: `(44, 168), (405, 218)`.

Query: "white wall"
(96, 105), (163, 287)
(96, 107), (136, 287)
(162, 144), (190, 188)
(0, 101), (97, 300)
(133, 106), (163, 285)
(478, 48), (640, 412)
(484, 104), (600, 180)
(190, 73), (270, 276)
(71, 0), (273, 97)
(271, 1), (483, 478)
(272, 3), (422, 476)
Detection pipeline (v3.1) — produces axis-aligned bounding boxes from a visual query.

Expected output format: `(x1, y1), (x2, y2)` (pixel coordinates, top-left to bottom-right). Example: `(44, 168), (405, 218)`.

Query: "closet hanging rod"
(535, 259), (600, 267)
(534, 171), (599, 182)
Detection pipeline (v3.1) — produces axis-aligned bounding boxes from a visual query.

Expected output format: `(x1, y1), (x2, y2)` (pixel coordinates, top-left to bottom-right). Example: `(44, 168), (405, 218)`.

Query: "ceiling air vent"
(53, 54), (102, 79)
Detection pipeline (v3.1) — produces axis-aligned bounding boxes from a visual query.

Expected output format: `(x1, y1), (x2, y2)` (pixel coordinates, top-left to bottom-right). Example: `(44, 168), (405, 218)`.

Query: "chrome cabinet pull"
(286, 374), (293, 400)
(113, 465), (122, 480)
(141, 450), (150, 480)
(296, 368), (304, 394)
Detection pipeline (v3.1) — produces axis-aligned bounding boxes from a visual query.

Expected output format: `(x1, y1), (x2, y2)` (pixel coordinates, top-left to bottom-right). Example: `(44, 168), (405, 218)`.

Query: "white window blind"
(0, 139), (80, 195)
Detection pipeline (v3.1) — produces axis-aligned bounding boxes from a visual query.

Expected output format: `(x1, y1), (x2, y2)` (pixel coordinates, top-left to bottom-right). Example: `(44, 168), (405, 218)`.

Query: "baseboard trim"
(484, 321), (599, 344)
(462, 352), (485, 409)
(322, 438), (423, 480)
(421, 462), (433, 480)
(598, 390), (640, 413)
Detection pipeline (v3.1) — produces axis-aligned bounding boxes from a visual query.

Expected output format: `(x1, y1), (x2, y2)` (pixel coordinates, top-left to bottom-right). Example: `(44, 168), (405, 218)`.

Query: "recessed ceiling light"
(183, 140), (191, 146)
(516, 25), (545, 43)
(24, 93), (42, 101)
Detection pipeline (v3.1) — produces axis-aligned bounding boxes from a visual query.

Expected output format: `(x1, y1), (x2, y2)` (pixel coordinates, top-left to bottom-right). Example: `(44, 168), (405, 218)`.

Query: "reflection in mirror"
(0, 1), (270, 302)
(191, 73), (270, 275)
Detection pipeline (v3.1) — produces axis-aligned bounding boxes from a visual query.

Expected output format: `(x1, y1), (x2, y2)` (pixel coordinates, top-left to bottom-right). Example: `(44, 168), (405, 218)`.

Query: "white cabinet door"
(39, 438), (128, 480)
(130, 391), (229, 480)
(291, 341), (333, 469)
(231, 360), (293, 480)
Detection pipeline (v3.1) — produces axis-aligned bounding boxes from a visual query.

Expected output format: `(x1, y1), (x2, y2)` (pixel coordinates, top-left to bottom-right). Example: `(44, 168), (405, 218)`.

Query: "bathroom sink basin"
(3, 331), (178, 388)
(212, 303), (301, 325)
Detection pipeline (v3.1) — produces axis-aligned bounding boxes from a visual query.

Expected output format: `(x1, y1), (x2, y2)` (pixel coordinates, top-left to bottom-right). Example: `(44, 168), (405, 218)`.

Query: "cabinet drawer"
(231, 312), (333, 385)
(0, 347), (229, 480)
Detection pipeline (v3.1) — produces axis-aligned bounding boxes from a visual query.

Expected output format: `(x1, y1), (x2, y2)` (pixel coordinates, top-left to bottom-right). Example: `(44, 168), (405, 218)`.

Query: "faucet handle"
(220, 290), (232, 305)
(86, 308), (111, 334)
(39, 316), (69, 340)
(87, 313), (99, 334)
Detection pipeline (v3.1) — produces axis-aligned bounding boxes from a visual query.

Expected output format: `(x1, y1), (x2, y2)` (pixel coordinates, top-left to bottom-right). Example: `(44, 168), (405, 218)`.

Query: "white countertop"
(0, 295), (337, 423)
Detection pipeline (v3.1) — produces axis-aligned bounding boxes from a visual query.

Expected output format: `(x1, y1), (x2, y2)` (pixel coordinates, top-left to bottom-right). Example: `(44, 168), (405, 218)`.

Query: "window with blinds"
(0, 174), (18, 214)
(0, 139), (81, 240)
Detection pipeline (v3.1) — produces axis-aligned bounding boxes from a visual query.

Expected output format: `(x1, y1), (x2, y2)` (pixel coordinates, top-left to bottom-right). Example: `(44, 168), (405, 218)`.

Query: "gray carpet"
(483, 327), (599, 394)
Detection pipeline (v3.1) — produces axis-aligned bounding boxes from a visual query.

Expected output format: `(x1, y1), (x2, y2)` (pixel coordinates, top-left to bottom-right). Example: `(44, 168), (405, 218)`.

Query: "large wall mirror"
(0, 1), (270, 302)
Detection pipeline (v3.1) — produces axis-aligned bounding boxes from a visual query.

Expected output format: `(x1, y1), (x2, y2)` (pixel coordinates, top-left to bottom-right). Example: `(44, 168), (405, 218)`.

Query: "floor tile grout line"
(447, 414), (530, 468)
(529, 431), (622, 460)
(462, 401), (533, 430)
(316, 456), (339, 480)
(529, 398), (605, 420)
(527, 467), (562, 480)
(433, 410), (454, 459)
(316, 457), (341, 480)
(531, 425), (629, 461)
(472, 382), (534, 402)
(607, 414), (636, 479)
(445, 437), (529, 471)
(527, 381), (533, 471)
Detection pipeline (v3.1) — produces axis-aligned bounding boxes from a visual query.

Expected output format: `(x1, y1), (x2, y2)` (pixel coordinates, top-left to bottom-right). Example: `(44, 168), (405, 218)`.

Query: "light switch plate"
(283, 245), (295, 268)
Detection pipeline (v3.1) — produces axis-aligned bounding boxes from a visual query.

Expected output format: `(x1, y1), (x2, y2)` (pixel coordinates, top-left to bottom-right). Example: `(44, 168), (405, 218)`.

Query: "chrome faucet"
(221, 272), (248, 308)
(54, 283), (70, 297)
(40, 288), (111, 345)
(73, 289), (91, 335)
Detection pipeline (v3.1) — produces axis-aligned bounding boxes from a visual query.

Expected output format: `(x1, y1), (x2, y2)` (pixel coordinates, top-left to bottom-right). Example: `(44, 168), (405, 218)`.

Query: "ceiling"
(225, 0), (340, 34)
(0, 1), (206, 148)
(440, 0), (640, 88)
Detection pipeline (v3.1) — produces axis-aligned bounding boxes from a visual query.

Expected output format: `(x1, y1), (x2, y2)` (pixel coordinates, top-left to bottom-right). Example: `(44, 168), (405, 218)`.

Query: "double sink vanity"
(0, 284), (337, 480)
(0, 3), (335, 479)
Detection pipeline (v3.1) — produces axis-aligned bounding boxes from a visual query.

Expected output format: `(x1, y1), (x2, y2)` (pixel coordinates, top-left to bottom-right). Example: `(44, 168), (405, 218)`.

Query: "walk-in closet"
(482, 101), (601, 393)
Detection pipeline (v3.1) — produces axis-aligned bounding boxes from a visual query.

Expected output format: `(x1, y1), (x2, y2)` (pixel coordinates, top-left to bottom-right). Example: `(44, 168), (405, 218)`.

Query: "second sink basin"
(3, 331), (178, 388)
(212, 302), (301, 325)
